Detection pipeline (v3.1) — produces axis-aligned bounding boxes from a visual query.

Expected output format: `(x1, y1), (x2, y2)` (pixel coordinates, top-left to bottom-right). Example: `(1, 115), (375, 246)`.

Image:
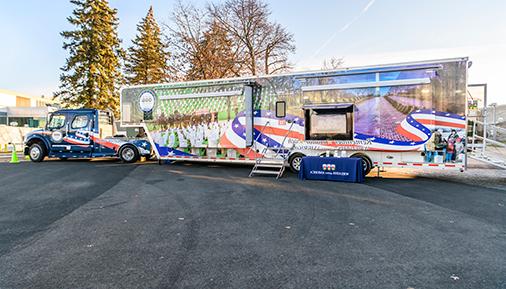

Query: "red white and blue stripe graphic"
(63, 132), (91, 147)
(66, 131), (122, 151)
(222, 109), (466, 154)
(220, 110), (305, 158)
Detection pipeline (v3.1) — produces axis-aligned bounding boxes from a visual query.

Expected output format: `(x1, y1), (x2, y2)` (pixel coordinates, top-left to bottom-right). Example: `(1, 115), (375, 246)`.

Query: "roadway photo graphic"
(355, 95), (413, 142)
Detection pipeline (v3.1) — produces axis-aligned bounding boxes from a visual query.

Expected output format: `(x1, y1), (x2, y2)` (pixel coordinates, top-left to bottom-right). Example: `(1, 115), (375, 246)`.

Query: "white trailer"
(120, 57), (469, 175)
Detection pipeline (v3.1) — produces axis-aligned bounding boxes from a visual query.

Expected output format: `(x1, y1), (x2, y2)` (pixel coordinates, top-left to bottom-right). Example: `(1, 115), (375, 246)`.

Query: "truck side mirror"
(45, 113), (52, 130)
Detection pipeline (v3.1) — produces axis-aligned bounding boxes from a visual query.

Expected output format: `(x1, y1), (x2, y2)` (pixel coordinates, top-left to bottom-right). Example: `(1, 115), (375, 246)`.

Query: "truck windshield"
(47, 114), (66, 129)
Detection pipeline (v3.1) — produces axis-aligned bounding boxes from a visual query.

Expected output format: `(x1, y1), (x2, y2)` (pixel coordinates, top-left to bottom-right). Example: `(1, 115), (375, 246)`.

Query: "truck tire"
(288, 153), (305, 173)
(350, 153), (373, 176)
(28, 143), (46, 162)
(119, 145), (139, 163)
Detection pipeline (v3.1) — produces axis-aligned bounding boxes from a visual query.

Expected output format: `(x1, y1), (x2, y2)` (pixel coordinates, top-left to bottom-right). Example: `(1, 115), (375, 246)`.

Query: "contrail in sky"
(310, 0), (377, 59)
(362, 0), (376, 12)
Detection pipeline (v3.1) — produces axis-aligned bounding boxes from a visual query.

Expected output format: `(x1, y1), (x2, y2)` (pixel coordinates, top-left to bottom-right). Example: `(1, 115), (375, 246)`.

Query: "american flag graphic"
(220, 110), (305, 159)
(63, 133), (91, 147)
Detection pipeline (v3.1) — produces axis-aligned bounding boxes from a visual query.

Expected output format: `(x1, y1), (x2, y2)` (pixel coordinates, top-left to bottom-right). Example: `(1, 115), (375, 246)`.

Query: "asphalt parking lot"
(0, 160), (505, 289)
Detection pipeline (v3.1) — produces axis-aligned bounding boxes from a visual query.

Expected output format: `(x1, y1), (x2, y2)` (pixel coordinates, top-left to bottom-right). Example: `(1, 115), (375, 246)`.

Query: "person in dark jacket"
(445, 129), (458, 162)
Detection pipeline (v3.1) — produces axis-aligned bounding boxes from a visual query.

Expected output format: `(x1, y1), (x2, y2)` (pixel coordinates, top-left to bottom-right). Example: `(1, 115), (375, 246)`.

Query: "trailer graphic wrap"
(121, 58), (468, 169)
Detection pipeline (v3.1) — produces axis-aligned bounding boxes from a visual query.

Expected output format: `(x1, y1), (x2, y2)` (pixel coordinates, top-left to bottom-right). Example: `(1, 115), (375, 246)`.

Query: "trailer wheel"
(28, 143), (46, 162)
(288, 153), (305, 173)
(146, 150), (156, 161)
(119, 145), (139, 163)
(351, 153), (373, 176)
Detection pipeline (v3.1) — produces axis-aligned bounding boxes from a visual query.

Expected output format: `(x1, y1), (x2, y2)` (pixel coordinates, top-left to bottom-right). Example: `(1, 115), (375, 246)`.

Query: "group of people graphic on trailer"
(151, 110), (228, 151)
(424, 129), (465, 163)
(151, 117), (242, 158)
(157, 121), (227, 150)
(152, 107), (243, 155)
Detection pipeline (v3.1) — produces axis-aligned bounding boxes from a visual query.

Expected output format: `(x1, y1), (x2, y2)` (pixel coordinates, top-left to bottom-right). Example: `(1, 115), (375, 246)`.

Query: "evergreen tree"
(55, 0), (123, 115)
(125, 6), (169, 84)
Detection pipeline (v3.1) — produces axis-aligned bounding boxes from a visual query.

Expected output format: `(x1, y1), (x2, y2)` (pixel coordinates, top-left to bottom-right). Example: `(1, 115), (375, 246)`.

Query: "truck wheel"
(351, 153), (373, 176)
(119, 145), (139, 163)
(288, 153), (305, 173)
(28, 143), (46, 162)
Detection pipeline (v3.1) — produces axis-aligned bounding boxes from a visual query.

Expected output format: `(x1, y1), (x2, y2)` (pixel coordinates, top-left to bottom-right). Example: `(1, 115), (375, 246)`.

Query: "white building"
(0, 89), (58, 127)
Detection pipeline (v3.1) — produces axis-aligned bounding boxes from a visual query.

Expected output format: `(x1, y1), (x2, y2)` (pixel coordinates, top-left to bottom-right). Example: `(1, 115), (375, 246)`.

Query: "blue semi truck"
(23, 108), (152, 163)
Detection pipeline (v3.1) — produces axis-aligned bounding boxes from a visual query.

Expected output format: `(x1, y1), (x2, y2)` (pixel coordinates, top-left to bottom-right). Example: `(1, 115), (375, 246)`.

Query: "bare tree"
(164, 1), (206, 80)
(263, 23), (295, 74)
(165, 1), (242, 80)
(208, 0), (295, 76)
(322, 57), (345, 70)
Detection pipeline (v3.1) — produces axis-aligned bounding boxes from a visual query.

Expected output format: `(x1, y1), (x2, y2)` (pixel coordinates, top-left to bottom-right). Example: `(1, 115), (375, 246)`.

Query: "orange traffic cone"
(9, 144), (20, 164)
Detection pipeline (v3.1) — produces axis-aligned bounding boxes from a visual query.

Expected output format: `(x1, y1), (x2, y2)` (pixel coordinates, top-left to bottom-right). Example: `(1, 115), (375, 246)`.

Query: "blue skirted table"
(298, 157), (365, 183)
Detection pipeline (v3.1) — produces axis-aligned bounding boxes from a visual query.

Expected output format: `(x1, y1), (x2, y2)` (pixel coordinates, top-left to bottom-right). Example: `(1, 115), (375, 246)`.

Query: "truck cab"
(23, 108), (151, 163)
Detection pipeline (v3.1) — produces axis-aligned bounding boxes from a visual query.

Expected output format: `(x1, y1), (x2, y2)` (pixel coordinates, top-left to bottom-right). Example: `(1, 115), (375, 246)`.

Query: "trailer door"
(243, 83), (257, 147)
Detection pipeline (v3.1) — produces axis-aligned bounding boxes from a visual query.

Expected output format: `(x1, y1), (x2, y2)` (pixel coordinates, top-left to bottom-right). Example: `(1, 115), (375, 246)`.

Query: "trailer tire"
(351, 153), (373, 176)
(28, 143), (46, 162)
(146, 150), (156, 161)
(288, 153), (305, 173)
(119, 145), (139, 163)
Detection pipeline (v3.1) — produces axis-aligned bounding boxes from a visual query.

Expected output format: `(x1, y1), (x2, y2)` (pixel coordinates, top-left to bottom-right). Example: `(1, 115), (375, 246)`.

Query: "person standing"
(168, 128), (178, 148)
(433, 129), (445, 163)
(425, 130), (437, 162)
(207, 122), (220, 148)
(177, 126), (188, 149)
(445, 129), (458, 162)
(455, 136), (465, 162)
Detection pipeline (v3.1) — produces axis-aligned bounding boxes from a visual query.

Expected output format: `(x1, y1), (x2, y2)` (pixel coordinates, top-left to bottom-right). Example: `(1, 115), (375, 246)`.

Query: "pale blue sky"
(0, 0), (505, 103)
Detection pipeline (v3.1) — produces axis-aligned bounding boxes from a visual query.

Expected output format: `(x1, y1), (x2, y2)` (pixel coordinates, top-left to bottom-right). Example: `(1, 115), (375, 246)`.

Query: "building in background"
(0, 89), (59, 127)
